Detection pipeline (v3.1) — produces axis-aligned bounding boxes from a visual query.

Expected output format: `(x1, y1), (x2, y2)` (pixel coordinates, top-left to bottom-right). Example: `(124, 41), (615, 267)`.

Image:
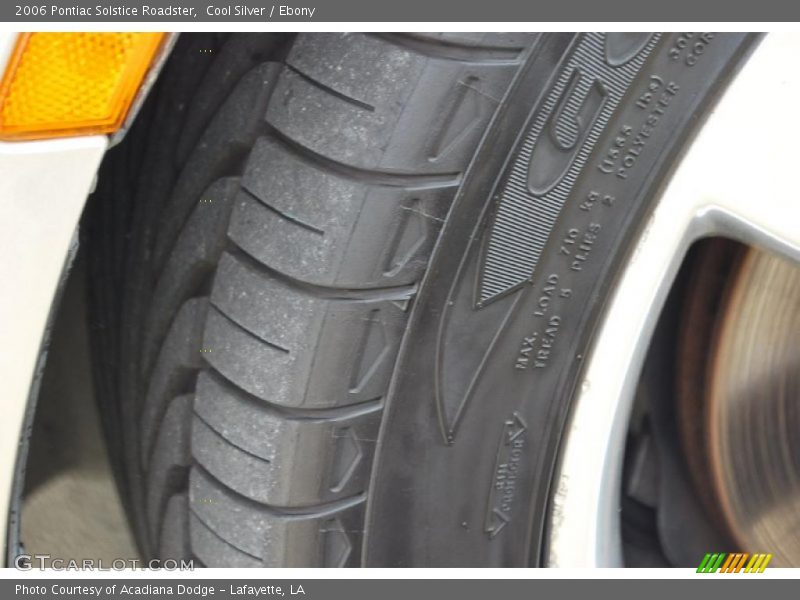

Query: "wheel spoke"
(548, 33), (800, 567)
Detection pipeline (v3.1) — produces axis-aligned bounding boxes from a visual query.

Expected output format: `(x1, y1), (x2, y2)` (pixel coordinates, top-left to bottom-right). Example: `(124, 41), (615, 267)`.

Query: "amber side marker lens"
(0, 32), (165, 141)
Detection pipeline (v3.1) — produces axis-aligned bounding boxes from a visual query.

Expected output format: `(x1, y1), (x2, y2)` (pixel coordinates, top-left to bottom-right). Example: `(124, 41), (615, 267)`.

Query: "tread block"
(189, 512), (262, 567)
(377, 33), (533, 62)
(241, 135), (364, 230)
(380, 62), (516, 172)
(313, 509), (365, 568)
(192, 372), (285, 461)
(141, 177), (239, 376)
(158, 493), (191, 561)
(382, 198), (430, 276)
(192, 374), (381, 505)
(153, 61), (283, 269)
(228, 187), (343, 287)
(204, 252), (406, 407)
(191, 416), (274, 502)
(189, 466), (365, 566)
(426, 76), (496, 163)
(175, 34), (291, 167)
(350, 310), (389, 394)
(275, 34), (521, 174)
(234, 149), (454, 287)
(267, 65), (406, 169)
(232, 145), (451, 287)
(140, 298), (208, 469)
(339, 192), (449, 287)
(90, 32), (538, 568)
(286, 33), (422, 116)
(146, 394), (193, 550)
(275, 32), (522, 172)
(201, 303), (295, 405)
(190, 467), (272, 559)
(328, 428), (363, 493)
(319, 517), (357, 567)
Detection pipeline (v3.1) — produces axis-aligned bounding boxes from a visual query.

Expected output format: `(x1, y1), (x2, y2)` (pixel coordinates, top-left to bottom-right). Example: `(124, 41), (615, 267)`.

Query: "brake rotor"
(679, 243), (800, 566)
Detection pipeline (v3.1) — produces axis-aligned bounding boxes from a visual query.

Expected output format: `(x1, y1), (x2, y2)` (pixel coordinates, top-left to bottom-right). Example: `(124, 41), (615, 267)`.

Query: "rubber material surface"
(86, 32), (537, 566)
(364, 33), (756, 566)
(85, 33), (756, 567)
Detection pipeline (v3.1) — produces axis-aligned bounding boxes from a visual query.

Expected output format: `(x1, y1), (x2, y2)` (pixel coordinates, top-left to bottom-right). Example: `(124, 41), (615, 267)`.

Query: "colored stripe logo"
(697, 553), (772, 573)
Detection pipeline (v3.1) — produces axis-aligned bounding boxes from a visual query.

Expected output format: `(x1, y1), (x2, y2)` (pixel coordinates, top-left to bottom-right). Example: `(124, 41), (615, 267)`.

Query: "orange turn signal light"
(0, 32), (165, 141)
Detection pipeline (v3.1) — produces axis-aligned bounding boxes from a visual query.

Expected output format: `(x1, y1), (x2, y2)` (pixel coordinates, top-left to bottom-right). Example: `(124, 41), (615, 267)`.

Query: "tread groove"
(86, 31), (535, 567)
(193, 409), (272, 465)
(224, 242), (419, 302)
(284, 63), (376, 112)
(208, 302), (291, 354)
(372, 33), (526, 64)
(204, 368), (384, 422)
(263, 124), (463, 190)
(193, 461), (367, 516)
(240, 184), (325, 237)
(189, 508), (263, 560)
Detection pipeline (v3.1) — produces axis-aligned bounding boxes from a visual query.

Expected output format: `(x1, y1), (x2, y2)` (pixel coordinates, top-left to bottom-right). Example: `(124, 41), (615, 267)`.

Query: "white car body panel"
(0, 135), (107, 548)
(0, 31), (110, 549)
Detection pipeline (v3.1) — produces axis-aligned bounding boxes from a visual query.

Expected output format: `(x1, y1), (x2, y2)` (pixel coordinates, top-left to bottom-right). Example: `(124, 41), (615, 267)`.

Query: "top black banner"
(2, 0), (798, 22)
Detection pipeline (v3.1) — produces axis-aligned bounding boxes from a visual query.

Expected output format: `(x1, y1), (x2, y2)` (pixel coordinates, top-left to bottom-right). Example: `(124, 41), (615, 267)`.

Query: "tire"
(84, 32), (757, 567)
